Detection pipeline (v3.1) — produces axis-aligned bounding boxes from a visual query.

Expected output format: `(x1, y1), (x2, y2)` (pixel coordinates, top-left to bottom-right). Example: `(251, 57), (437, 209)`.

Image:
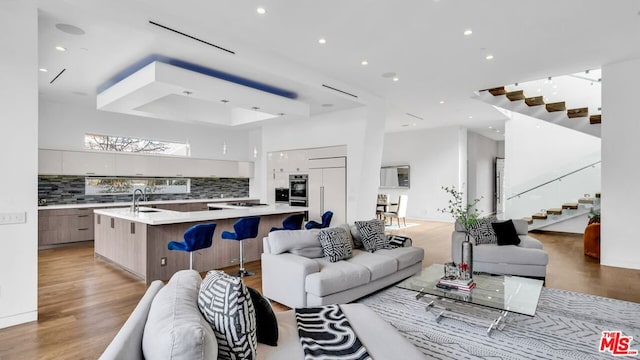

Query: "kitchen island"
(94, 204), (306, 284)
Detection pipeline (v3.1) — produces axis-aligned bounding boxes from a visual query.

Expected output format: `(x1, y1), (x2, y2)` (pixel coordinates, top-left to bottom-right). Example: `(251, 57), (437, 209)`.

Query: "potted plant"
(584, 208), (600, 259)
(438, 186), (483, 278)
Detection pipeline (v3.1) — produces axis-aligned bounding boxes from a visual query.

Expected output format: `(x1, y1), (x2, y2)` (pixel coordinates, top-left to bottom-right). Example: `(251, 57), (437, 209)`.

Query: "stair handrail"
(507, 160), (601, 200)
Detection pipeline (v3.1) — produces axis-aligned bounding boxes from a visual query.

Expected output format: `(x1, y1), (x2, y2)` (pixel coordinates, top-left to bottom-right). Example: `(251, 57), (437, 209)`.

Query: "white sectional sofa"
(100, 270), (426, 360)
(261, 225), (425, 308)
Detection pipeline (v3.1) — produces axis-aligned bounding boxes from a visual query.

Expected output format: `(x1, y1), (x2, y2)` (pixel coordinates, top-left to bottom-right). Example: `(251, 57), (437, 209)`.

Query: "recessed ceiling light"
(463, 29), (473, 36)
(495, 129), (501, 133)
(318, 38), (327, 44)
(537, 88), (541, 92)
(439, 100), (445, 104)
(55, 46), (67, 52)
(256, 7), (267, 14)
(488, 126), (493, 129)
(485, 54), (494, 60)
(361, 60), (368, 66)
(39, 68), (48, 72)
(468, 115), (473, 119)
(392, 77), (399, 82)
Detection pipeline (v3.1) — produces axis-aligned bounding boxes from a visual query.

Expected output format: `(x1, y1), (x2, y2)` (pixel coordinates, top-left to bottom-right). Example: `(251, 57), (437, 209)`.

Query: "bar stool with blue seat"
(221, 216), (261, 277)
(305, 211), (333, 229)
(269, 213), (305, 232)
(167, 223), (217, 270)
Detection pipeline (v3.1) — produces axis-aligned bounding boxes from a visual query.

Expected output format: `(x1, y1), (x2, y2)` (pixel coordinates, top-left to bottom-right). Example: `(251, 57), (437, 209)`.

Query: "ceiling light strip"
(49, 68), (66, 84)
(148, 21), (235, 55)
(321, 84), (358, 98)
(406, 113), (424, 120)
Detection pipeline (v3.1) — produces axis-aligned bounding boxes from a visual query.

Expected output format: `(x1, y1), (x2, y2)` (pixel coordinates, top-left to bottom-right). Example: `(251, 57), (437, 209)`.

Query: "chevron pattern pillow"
(355, 219), (388, 252)
(468, 216), (498, 245)
(198, 270), (257, 360)
(318, 227), (353, 262)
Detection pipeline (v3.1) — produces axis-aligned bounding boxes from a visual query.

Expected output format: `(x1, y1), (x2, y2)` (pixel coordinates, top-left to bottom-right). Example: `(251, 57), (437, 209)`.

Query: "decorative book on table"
(437, 277), (476, 292)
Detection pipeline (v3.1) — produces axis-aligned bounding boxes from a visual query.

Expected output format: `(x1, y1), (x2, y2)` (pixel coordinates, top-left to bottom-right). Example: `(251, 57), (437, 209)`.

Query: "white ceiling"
(37, 1), (640, 140)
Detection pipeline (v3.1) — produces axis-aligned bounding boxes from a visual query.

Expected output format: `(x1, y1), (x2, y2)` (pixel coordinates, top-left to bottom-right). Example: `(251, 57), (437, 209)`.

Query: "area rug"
(356, 286), (640, 359)
(385, 223), (419, 231)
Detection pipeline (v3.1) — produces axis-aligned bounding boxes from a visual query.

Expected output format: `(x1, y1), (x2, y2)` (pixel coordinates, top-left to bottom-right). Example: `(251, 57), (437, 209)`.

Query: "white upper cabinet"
(39, 149), (254, 178)
(115, 153), (161, 176)
(38, 149), (63, 175)
(61, 151), (116, 176)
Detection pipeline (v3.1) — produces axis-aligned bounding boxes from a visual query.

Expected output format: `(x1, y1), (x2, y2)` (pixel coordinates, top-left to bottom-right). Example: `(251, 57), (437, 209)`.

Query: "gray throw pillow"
(198, 271), (257, 360)
(469, 216), (498, 245)
(142, 270), (217, 360)
(318, 227), (353, 262)
(354, 219), (388, 252)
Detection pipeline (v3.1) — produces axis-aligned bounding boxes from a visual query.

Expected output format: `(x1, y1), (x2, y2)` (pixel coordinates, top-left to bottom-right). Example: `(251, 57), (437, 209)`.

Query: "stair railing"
(507, 160), (601, 200)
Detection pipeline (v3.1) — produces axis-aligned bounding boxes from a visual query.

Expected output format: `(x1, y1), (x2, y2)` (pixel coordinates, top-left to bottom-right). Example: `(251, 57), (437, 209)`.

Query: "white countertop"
(93, 204), (308, 225)
(38, 197), (257, 210)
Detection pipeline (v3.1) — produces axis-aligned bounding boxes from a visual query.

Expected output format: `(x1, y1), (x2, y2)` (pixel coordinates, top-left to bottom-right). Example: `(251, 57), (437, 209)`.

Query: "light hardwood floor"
(0, 220), (639, 359)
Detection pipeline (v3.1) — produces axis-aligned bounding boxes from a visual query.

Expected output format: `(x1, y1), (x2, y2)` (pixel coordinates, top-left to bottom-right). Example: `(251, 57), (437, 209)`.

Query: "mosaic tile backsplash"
(38, 176), (250, 205)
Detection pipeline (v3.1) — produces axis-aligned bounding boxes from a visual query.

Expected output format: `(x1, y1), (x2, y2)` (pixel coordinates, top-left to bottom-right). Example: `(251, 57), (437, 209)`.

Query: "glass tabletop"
(397, 264), (544, 316)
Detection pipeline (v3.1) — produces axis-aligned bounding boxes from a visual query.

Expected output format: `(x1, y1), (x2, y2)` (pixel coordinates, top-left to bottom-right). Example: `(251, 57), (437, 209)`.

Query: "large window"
(85, 177), (190, 195)
(84, 133), (189, 156)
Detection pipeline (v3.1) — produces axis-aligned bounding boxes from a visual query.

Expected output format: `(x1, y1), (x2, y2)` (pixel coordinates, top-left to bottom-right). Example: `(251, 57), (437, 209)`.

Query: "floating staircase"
(475, 86), (601, 138)
(525, 193), (600, 230)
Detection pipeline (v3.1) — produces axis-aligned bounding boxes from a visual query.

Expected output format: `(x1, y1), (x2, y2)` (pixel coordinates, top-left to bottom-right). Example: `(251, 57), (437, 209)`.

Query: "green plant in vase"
(438, 186), (483, 279)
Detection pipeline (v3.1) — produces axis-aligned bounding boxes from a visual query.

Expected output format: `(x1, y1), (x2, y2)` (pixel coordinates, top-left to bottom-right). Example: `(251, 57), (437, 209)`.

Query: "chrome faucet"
(143, 186), (152, 201)
(132, 189), (144, 213)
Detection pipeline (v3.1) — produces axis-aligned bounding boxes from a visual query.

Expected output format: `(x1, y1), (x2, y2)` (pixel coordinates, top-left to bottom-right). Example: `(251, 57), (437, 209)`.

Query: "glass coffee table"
(397, 264), (544, 335)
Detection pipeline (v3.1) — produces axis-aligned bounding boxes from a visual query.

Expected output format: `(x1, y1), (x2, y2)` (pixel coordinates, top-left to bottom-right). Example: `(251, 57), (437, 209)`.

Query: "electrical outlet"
(0, 212), (26, 225)
(160, 257), (167, 266)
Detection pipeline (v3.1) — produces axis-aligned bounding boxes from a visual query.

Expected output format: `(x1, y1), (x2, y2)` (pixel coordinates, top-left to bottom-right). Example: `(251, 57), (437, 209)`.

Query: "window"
(85, 177), (190, 195)
(84, 133), (189, 156)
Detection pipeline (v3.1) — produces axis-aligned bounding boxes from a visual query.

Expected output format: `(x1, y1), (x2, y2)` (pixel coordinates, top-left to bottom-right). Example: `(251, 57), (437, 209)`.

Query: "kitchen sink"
(137, 209), (160, 213)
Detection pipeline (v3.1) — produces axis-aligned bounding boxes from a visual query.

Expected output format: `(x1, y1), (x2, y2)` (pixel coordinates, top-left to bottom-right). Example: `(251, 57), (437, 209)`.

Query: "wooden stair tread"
(546, 101), (566, 112)
(532, 213), (548, 220)
(562, 203), (579, 210)
(523, 217), (533, 225)
(546, 208), (563, 215)
(567, 107), (589, 118)
(590, 114), (601, 124)
(596, 192), (601, 198)
(578, 198), (595, 204)
(487, 86), (506, 96)
(506, 90), (526, 101)
(525, 96), (545, 106)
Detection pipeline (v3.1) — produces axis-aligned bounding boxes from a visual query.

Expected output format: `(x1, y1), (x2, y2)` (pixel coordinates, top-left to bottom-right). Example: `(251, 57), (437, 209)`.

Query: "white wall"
(504, 112), (601, 221)
(39, 99), (255, 161)
(261, 104), (385, 223)
(0, 0), (38, 328)
(467, 132), (499, 215)
(601, 57), (640, 270)
(381, 126), (466, 222)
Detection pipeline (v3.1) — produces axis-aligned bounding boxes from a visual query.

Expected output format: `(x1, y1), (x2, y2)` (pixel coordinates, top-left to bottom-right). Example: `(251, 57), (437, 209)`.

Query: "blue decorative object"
(305, 211), (333, 229)
(270, 213), (305, 232)
(167, 223), (217, 270)
(221, 217), (261, 277)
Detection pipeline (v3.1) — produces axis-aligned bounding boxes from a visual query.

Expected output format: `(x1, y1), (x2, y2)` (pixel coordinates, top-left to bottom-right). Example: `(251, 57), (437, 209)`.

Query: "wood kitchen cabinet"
(38, 208), (95, 245)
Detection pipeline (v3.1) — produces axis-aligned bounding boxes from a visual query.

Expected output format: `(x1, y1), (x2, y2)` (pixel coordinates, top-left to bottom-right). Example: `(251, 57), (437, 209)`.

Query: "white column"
(0, 0), (39, 328)
(601, 57), (640, 270)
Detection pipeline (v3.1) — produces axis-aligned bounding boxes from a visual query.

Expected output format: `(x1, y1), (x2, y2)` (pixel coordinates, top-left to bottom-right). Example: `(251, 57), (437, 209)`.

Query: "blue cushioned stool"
(221, 216), (261, 277)
(305, 211), (333, 229)
(167, 223), (216, 270)
(270, 213), (305, 232)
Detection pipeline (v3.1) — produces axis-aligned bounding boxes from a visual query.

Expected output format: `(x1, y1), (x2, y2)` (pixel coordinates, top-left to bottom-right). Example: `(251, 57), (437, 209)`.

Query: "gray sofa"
(261, 224), (425, 308)
(451, 219), (548, 279)
(100, 270), (425, 360)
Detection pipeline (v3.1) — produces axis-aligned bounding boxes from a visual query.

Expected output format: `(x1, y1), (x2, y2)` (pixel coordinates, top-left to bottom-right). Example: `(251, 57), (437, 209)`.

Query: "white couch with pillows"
(100, 269), (426, 360)
(261, 220), (425, 308)
(451, 218), (549, 279)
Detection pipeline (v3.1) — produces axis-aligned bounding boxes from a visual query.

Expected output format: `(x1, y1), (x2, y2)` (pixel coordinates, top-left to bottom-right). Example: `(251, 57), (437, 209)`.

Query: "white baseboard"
(0, 310), (37, 329)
